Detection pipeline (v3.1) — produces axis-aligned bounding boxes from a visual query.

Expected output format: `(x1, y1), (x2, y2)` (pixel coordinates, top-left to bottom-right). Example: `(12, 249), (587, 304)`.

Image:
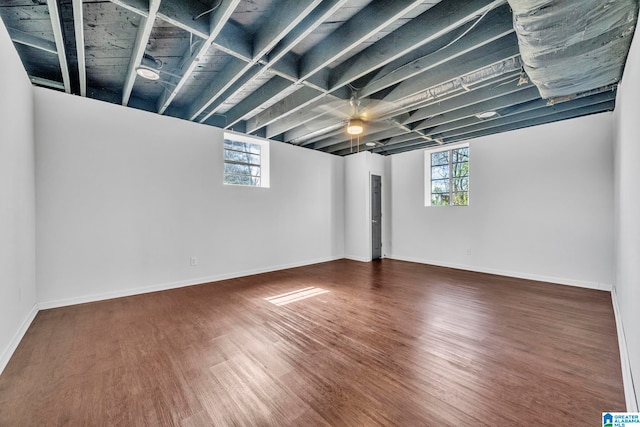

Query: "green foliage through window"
(430, 147), (469, 206)
(224, 139), (261, 186)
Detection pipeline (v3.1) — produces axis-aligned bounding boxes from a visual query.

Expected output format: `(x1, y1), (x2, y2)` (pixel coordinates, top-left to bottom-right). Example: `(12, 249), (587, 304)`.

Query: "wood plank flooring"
(0, 259), (625, 426)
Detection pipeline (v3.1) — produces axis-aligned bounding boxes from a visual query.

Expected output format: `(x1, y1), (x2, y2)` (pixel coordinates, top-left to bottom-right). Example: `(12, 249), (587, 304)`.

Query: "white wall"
(613, 25), (640, 409)
(390, 113), (615, 290)
(0, 20), (37, 373)
(344, 151), (389, 261)
(34, 89), (344, 307)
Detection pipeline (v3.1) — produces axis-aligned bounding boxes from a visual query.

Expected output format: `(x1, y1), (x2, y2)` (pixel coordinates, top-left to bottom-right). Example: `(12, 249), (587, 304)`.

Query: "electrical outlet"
(190, 257), (197, 266)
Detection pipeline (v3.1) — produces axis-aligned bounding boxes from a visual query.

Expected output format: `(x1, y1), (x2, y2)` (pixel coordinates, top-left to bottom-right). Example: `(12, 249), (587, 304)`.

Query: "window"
(425, 144), (469, 206)
(223, 133), (269, 187)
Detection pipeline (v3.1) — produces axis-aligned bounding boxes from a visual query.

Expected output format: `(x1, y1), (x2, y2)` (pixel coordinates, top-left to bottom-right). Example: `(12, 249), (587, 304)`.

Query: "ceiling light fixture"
(347, 119), (364, 135)
(136, 54), (163, 81)
(136, 67), (160, 81)
(475, 111), (498, 119)
(365, 142), (377, 147)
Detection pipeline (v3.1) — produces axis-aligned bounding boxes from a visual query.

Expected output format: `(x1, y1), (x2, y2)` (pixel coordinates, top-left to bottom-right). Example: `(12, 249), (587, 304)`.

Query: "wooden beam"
(330, 0), (507, 91)
(108, 0), (252, 60)
(30, 76), (66, 90)
(247, 87), (342, 135)
(122, 0), (160, 105)
(220, 77), (294, 127)
(156, 0), (209, 39)
(293, 71), (521, 147)
(72, 0), (86, 96)
(446, 102), (616, 142)
(435, 91), (617, 140)
(243, 0), (425, 134)
(253, 0), (322, 61)
(382, 101), (616, 154)
(413, 86), (542, 131)
(184, 58), (252, 120)
(358, 6), (515, 98)
(46, 0), (71, 93)
(255, 34), (519, 139)
(267, 0), (350, 62)
(8, 28), (57, 54)
(237, 1), (510, 131)
(380, 36), (520, 107)
(299, 0), (425, 80)
(157, 0), (243, 114)
(407, 78), (534, 125)
(289, 50), (523, 151)
(109, 0), (149, 16)
(193, 0), (323, 123)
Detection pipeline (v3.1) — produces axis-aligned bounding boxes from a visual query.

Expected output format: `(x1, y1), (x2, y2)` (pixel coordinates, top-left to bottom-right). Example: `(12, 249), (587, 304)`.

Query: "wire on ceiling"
(193, 0), (223, 20)
(368, 5), (496, 86)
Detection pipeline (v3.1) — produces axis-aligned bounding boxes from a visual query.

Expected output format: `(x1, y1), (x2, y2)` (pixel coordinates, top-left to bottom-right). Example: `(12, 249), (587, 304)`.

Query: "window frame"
(223, 132), (270, 188)
(424, 143), (469, 207)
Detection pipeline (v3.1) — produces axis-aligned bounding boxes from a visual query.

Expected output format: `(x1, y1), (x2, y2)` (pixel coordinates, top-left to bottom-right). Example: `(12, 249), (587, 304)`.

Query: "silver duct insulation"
(508, 0), (638, 98)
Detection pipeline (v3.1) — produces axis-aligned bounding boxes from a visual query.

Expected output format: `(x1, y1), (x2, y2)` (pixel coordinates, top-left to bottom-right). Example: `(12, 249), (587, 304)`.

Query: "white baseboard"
(387, 255), (612, 291)
(611, 286), (638, 412)
(0, 303), (39, 376)
(38, 256), (343, 310)
(344, 255), (371, 262)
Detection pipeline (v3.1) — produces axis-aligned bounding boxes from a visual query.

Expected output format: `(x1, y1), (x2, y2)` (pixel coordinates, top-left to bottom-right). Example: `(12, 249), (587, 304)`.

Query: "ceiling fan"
(314, 88), (408, 153)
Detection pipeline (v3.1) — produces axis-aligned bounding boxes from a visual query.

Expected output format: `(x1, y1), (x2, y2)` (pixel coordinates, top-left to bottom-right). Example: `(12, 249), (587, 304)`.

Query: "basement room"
(1, 0), (639, 425)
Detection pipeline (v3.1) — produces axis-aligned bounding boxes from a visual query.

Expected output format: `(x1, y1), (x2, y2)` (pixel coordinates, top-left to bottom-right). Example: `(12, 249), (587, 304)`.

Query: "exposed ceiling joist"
(264, 34), (519, 144)
(358, 6), (514, 98)
(407, 79), (534, 125)
(156, 0), (243, 114)
(330, 0), (506, 90)
(249, 0), (515, 139)
(291, 71), (522, 147)
(189, 0), (323, 122)
(281, 33), (519, 149)
(380, 40), (520, 108)
(109, 0), (149, 17)
(300, 0), (425, 81)
(72, 0), (86, 96)
(435, 91), (617, 140)
(250, 86), (349, 136)
(267, 0), (350, 63)
(413, 85), (541, 131)
(157, 0), (210, 40)
(46, 0), (71, 93)
(3, 0), (634, 156)
(204, 0), (352, 127)
(30, 76), (66, 91)
(444, 101), (616, 143)
(221, 77), (293, 127)
(122, 0), (160, 105)
(8, 28), (57, 54)
(313, 54), (525, 153)
(245, 0), (427, 134)
(382, 100), (615, 155)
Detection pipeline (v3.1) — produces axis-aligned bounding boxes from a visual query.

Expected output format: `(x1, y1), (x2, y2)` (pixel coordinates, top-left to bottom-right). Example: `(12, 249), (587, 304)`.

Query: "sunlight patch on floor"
(265, 287), (330, 306)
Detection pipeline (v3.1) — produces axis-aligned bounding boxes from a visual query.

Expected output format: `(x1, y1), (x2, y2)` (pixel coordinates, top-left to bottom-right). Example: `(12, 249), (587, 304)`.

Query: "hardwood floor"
(0, 259), (625, 426)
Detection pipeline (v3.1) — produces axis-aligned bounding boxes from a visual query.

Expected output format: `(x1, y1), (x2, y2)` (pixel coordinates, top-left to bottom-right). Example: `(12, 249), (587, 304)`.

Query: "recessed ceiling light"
(136, 67), (160, 81)
(475, 111), (498, 119)
(365, 142), (377, 147)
